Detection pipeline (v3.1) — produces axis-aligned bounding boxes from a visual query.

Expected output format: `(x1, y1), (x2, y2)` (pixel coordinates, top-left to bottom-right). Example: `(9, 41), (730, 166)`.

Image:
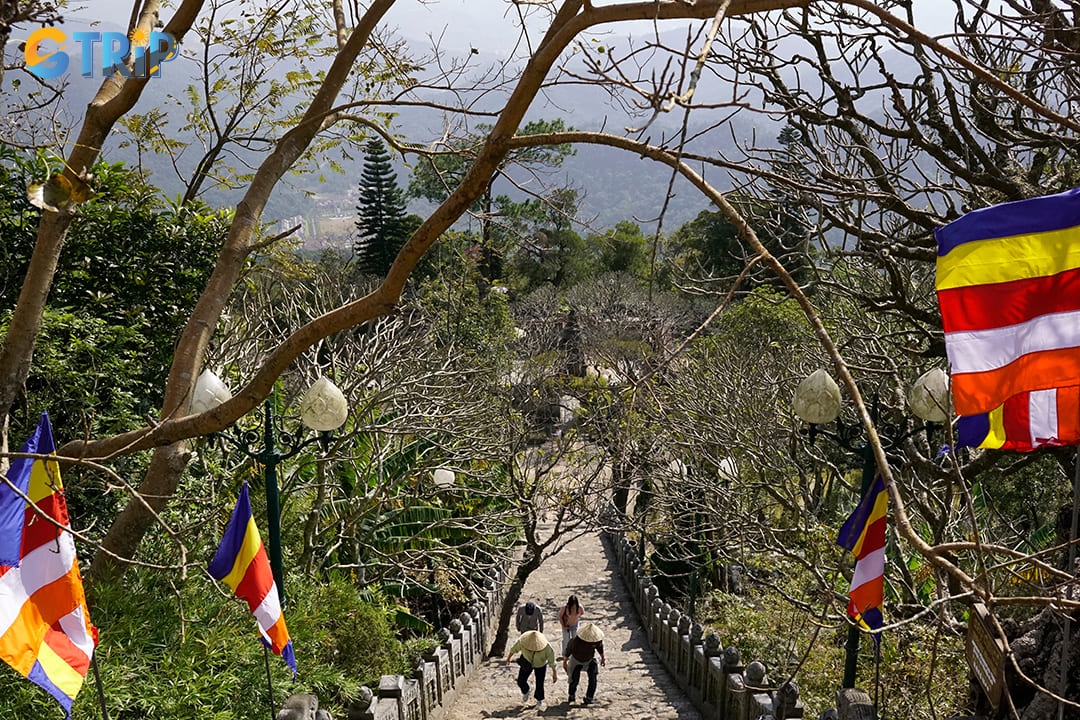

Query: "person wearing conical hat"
(506, 629), (558, 710)
(562, 622), (605, 706)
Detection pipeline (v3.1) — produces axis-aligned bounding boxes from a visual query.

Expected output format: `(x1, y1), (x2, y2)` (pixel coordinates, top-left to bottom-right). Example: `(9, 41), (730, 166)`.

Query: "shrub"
(0, 570), (415, 719)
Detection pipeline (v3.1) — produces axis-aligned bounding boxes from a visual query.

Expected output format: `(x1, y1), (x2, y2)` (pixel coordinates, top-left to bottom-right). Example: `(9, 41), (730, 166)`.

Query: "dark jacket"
(565, 636), (604, 663)
(515, 602), (544, 632)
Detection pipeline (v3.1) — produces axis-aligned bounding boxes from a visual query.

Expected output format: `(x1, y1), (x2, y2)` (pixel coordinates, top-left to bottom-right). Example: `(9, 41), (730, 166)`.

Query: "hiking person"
(562, 622), (605, 705)
(506, 630), (558, 710)
(557, 594), (585, 658)
(515, 600), (544, 633)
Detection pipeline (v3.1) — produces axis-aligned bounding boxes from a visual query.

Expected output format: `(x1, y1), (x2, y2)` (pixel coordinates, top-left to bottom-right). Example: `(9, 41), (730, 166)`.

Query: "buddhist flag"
(207, 482), (296, 677)
(935, 187), (1080, 416)
(836, 474), (887, 640)
(0, 413), (98, 718)
(956, 386), (1080, 451)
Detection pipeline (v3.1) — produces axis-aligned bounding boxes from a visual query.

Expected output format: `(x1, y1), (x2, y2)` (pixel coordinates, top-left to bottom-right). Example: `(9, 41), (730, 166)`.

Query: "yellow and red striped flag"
(936, 188), (1080, 419)
(836, 475), (887, 640)
(0, 413), (98, 718)
(207, 481), (296, 676)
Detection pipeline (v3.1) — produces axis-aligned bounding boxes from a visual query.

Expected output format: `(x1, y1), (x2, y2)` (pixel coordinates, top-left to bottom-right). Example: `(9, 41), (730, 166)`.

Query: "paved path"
(445, 532), (702, 719)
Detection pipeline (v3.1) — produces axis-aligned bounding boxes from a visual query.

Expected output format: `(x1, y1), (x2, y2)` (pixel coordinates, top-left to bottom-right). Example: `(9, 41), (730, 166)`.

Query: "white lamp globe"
(433, 468), (456, 488)
(908, 368), (950, 423)
(793, 369), (842, 425)
(717, 457), (738, 483)
(190, 369), (232, 415)
(300, 377), (349, 432)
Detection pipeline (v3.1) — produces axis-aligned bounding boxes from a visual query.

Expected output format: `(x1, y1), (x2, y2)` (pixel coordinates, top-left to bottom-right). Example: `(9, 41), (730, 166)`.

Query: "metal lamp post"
(193, 371), (349, 606)
(793, 367), (947, 689)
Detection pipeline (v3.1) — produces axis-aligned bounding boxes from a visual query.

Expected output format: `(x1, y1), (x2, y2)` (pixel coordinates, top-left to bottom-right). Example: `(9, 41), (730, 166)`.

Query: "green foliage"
(0, 569), (416, 720)
(590, 221), (653, 279)
(505, 188), (596, 291)
(416, 239), (515, 360)
(710, 285), (812, 352)
(408, 119), (576, 284)
(698, 581), (968, 719)
(117, 109), (188, 177)
(667, 193), (810, 287)
(354, 139), (410, 277)
(160, 0), (420, 203)
(300, 579), (412, 692)
(407, 118), (576, 207)
(0, 144), (227, 452)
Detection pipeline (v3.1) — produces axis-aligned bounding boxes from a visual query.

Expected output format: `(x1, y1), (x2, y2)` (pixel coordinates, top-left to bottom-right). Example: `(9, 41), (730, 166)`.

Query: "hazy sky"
(80, 0), (958, 56)
(80, 0), (541, 53)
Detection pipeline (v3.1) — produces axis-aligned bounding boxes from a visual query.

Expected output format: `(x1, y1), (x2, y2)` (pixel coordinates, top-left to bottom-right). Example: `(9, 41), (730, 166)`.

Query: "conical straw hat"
(519, 630), (549, 652)
(577, 623), (604, 643)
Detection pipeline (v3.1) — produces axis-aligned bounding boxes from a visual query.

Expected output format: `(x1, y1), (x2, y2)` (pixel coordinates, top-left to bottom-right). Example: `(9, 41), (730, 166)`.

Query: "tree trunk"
(87, 0), (400, 580)
(489, 552), (543, 657)
(90, 442), (190, 580)
(611, 450), (631, 521)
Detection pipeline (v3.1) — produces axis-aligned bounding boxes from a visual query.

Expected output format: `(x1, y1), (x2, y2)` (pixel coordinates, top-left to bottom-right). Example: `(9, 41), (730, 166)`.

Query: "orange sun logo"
(129, 28), (150, 47)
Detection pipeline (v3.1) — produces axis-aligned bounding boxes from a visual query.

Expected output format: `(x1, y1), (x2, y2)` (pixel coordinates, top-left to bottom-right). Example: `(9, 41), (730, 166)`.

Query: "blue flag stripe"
(934, 186), (1080, 256)
(0, 413), (53, 567)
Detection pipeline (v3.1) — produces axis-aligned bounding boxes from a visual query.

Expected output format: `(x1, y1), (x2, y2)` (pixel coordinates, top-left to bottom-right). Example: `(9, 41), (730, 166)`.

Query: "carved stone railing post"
(644, 584), (658, 622)
(457, 612), (475, 669)
(719, 646), (745, 719)
(836, 688), (876, 720)
(746, 661), (772, 719)
(448, 618), (465, 678)
(656, 602), (671, 653)
(688, 622), (705, 704)
(377, 675), (405, 720)
(419, 644), (440, 705)
(346, 686), (375, 720)
(630, 569), (648, 613)
(400, 676), (422, 720)
(774, 679), (804, 719)
(667, 608), (682, 666)
(676, 614), (692, 677)
(437, 627), (455, 693)
(412, 657), (431, 720)
(277, 694), (331, 720)
(703, 632), (724, 711)
(725, 670), (748, 720)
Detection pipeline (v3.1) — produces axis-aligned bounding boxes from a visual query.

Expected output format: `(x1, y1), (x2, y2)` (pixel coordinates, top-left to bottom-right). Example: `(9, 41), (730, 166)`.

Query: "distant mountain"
(3, 18), (785, 235)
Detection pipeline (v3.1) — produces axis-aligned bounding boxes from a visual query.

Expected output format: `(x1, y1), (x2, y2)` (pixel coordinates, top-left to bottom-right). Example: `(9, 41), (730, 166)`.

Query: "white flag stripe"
(1029, 389), (1059, 445)
(251, 582), (284, 633)
(849, 547), (885, 590)
(945, 309), (1080, 373)
(57, 606), (95, 657)
(0, 537), (77, 639)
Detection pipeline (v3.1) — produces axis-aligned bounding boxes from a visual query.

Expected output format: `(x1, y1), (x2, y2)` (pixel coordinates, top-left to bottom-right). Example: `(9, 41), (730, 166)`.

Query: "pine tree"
(354, 139), (409, 277)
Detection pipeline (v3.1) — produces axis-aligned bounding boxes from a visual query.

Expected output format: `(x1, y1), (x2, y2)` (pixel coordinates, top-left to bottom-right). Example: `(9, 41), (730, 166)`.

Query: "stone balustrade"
(276, 562), (510, 720)
(274, 531), (884, 720)
(607, 531), (874, 720)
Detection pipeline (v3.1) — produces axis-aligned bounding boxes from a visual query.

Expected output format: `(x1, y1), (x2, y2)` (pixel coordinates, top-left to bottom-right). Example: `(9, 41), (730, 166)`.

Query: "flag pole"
(873, 640), (881, 713)
(264, 645), (276, 720)
(1057, 452), (1080, 720)
(91, 654), (109, 720)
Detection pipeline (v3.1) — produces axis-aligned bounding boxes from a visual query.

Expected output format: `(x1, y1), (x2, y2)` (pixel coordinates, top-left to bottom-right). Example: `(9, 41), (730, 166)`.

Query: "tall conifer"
(354, 139), (408, 276)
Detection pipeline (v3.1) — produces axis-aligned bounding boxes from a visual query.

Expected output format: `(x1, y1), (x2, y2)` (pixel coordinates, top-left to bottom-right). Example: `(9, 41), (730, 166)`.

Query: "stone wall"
(275, 561), (511, 720)
(608, 531), (873, 720)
